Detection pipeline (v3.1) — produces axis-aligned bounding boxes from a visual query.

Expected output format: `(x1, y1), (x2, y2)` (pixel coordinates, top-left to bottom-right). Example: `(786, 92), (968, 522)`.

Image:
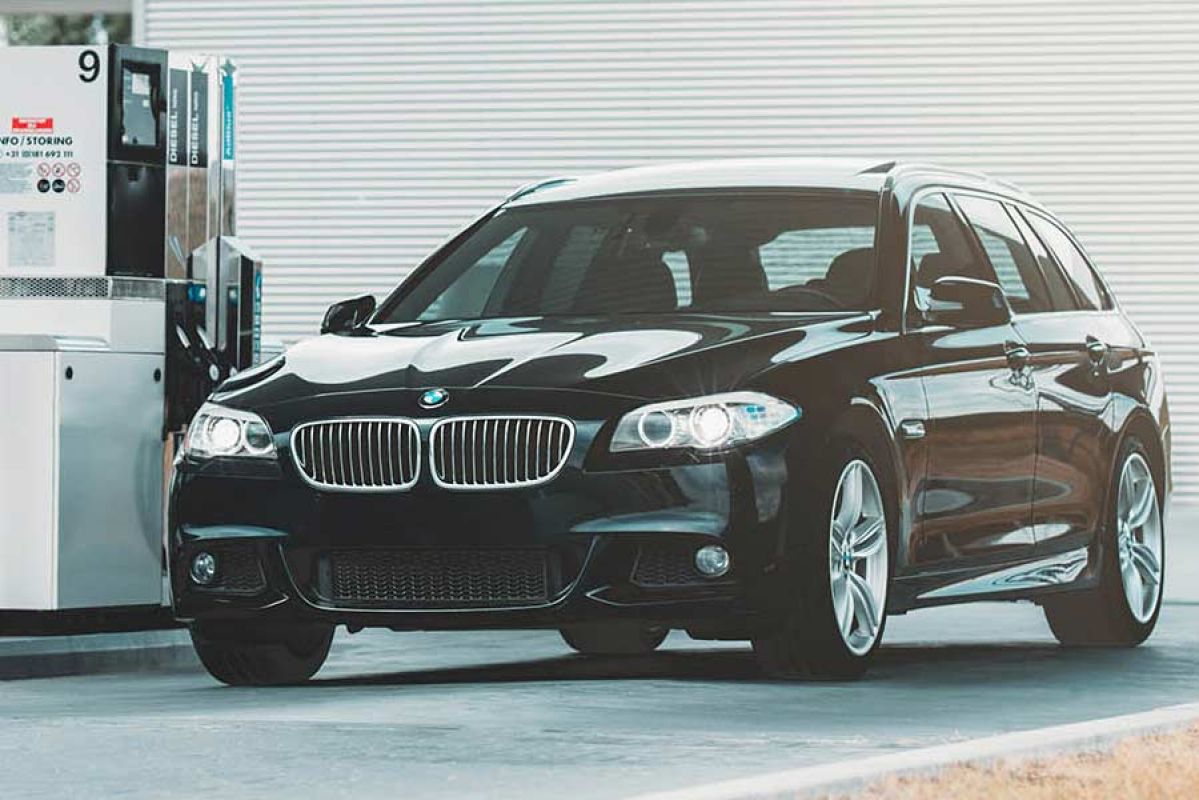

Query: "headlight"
(610, 391), (799, 453)
(182, 402), (277, 459)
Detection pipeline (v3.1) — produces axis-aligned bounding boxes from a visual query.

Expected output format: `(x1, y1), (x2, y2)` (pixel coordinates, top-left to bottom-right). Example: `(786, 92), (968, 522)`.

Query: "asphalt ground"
(1, 507), (1195, 799)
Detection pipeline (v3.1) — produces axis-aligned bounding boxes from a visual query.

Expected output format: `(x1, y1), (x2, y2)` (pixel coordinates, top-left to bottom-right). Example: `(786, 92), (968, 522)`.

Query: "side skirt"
(890, 546), (1093, 611)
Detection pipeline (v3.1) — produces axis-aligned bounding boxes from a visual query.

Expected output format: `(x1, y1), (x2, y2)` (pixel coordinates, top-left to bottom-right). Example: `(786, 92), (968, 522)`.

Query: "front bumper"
(169, 411), (796, 633)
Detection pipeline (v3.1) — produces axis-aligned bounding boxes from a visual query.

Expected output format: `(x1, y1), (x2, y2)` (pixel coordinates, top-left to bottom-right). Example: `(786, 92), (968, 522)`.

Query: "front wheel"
(1044, 437), (1164, 646)
(190, 621), (334, 686)
(753, 442), (892, 680)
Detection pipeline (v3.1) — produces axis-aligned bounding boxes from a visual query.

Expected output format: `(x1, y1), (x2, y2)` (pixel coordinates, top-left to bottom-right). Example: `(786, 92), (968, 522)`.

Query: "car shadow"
(310, 639), (1171, 690)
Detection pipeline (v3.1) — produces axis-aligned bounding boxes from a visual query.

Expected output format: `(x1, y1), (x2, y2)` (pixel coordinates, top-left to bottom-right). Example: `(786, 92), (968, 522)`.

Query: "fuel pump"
(0, 45), (261, 624)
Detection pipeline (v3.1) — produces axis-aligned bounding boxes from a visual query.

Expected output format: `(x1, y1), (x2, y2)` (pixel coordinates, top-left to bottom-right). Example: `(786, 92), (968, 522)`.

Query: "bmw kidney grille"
(429, 416), (574, 489)
(291, 419), (421, 490)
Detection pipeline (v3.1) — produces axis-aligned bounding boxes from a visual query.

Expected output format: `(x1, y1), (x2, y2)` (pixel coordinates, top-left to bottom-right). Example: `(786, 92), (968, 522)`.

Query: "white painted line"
(628, 701), (1199, 800)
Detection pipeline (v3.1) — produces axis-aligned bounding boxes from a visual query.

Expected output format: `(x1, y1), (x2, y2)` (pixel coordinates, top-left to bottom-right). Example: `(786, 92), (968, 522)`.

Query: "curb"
(629, 702), (1199, 800)
(0, 630), (198, 680)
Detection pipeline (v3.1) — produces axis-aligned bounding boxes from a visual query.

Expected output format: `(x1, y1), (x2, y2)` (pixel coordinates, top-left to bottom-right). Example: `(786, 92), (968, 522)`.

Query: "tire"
(753, 438), (894, 680)
(190, 621), (335, 686)
(1044, 436), (1164, 647)
(560, 623), (668, 656)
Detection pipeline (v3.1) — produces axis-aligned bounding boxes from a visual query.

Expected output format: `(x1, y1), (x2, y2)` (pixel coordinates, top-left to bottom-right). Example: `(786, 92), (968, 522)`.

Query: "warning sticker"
(0, 162), (34, 194)
(7, 211), (55, 267)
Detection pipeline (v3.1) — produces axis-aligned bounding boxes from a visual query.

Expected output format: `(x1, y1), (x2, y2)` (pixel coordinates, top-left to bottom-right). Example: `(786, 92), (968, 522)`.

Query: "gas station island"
(0, 45), (260, 628)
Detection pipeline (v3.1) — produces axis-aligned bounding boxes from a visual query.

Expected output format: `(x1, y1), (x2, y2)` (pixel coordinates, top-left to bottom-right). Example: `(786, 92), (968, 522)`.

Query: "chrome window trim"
(428, 414), (576, 491)
(290, 417), (421, 493)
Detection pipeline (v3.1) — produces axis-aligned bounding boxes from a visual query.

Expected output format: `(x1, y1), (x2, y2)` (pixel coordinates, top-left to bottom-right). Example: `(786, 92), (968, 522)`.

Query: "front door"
(914, 324), (1038, 564)
(905, 192), (1038, 567)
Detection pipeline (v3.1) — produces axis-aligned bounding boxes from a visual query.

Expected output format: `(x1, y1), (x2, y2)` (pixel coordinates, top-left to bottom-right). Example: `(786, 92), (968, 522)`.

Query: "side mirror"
(320, 295), (377, 335)
(927, 276), (1011, 328)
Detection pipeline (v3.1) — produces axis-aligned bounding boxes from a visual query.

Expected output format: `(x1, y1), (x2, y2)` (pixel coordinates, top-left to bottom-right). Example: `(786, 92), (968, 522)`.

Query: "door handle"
(1086, 336), (1109, 365)
(1005, 342), (1031, 371)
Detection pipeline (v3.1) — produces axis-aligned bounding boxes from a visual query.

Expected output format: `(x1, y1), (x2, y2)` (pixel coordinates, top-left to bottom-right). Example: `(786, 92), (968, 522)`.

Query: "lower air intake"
(632, 541), (711, 587)
(325, 549), (549, 608)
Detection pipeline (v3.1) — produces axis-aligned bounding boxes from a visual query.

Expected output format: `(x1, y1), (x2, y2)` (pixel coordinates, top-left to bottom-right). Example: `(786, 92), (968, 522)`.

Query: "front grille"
(291, 418), (420, 491)
(196, 543), (266, 595)
(430, 416), (574, 489)
(324, 548), (549, 608)
(632, 541), (709, 587)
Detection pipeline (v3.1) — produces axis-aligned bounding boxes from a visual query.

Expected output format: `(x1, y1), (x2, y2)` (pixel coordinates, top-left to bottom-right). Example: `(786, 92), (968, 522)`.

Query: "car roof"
(504, 158), (1036, 207)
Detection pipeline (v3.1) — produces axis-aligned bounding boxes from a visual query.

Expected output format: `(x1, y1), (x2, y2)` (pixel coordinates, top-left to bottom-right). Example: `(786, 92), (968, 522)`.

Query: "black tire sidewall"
(758, 435), (897, 677)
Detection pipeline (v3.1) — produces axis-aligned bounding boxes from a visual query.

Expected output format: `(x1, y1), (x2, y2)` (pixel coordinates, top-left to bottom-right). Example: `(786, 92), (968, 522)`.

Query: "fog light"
(190, 551), (218, 586)
(694, 545), (731, 578)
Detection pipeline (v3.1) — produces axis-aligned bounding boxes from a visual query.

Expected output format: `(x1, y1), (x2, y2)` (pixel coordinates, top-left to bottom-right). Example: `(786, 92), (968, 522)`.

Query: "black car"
(171, 158), (1170, 684)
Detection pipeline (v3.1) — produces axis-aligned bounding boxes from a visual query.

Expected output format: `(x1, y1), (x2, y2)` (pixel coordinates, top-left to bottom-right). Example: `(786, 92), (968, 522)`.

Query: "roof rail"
(858, 161), (897, 175)
(504, 176), (577, 204)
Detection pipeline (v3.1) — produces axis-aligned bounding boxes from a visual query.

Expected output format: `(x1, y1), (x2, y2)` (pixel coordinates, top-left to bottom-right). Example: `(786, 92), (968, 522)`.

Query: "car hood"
(215, 313), (870, 410)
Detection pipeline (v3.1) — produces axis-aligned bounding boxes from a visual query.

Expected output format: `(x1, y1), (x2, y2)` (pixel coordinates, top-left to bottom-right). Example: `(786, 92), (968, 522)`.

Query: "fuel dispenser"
(0, 45), (261, 621)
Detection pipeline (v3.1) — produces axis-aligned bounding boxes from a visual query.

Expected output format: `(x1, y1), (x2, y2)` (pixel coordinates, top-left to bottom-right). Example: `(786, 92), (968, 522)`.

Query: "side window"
(420, 228), (527, 321)
(1009, 207), (1078, 311)
(1025, 213), (1111, 311)
(909, 193), (995, 311)
(953, 195), (1052, 314)
(661, 251), (692, 306)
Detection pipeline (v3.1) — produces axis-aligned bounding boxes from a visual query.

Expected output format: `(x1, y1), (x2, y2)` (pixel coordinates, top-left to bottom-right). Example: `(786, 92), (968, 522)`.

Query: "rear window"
(376, 193), (881, 322)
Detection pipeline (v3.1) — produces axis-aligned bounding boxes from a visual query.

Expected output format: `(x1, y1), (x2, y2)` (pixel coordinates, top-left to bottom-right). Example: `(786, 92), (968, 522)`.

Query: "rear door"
(1016, 209), (1126, 550)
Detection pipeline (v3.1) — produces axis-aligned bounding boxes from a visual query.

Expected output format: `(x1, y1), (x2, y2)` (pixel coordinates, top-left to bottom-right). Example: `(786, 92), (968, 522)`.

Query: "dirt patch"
(844, 725), (1199, 799)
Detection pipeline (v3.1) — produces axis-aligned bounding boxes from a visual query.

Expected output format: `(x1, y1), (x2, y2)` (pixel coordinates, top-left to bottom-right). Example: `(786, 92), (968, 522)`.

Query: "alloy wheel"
(1116, 452), (1163, 624)
(828, 459), (889, 656)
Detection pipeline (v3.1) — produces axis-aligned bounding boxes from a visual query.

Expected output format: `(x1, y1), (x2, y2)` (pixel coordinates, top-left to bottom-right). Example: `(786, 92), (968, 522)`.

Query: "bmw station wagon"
(171, 159), (1170, 685)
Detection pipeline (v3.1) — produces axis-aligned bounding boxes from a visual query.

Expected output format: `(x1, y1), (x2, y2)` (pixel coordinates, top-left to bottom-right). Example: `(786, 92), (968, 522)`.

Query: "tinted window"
(1008, 207), (1078, 311)
(954, 195), (1052, 314)
(909, 193), (995, 311)
(1025, 213), (1111, 311)
(376, 193), (880, 322)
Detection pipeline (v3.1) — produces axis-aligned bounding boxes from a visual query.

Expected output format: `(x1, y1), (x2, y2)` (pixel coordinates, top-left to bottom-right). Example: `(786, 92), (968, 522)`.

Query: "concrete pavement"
(3, 599), (1199, 799)
(0, 505), (1193, 798)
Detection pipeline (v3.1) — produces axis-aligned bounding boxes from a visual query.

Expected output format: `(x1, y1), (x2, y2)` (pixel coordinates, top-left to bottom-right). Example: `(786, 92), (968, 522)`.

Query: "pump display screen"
(121, 66), (158, 148)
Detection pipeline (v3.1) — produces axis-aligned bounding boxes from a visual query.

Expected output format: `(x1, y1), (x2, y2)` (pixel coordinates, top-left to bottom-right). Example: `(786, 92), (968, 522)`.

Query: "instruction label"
(0, 162), (34, 194)
(7, 211), (55, 267)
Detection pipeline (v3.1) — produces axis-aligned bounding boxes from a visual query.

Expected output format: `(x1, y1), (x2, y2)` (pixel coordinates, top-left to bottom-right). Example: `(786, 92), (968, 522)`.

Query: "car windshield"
(374, 192), (879, 323)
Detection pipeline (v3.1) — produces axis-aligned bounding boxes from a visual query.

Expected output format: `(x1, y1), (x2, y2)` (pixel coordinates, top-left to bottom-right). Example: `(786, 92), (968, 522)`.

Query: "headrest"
(824, 247), (875, 306)
(916, 252), (961, 286)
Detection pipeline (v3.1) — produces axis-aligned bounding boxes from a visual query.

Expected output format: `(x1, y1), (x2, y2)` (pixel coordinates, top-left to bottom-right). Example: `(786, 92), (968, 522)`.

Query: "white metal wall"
(142, 0), (1199, 498)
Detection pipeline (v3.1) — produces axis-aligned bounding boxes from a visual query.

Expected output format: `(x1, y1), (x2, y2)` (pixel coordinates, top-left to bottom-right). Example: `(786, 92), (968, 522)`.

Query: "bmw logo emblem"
(419, 388), (449, 409)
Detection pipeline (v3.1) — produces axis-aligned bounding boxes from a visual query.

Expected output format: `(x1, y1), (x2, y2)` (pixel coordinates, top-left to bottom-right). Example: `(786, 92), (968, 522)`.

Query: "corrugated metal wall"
(143, 0), (1199, 499)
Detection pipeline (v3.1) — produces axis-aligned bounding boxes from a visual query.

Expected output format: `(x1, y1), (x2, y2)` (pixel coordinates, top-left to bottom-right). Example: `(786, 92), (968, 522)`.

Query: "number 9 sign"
(78, 49), (100, 84)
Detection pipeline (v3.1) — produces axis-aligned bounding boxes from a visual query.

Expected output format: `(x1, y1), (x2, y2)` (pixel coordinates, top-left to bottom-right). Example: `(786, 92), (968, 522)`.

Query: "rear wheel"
(190, 621), (334, 686)
(1044, 437), (1164, 646)
(753, 441), (892, 680)
(560, 623), (668, 656)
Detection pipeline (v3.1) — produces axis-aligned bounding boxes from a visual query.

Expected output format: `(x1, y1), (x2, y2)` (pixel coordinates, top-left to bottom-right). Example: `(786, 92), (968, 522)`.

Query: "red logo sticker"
(11, 117), (54, 133)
